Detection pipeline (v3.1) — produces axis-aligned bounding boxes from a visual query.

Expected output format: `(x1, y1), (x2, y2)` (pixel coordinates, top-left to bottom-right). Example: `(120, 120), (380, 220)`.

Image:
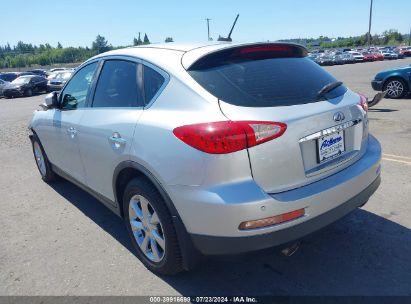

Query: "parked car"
(378, 50), (395, 60)
(27, 69), (49, 77)
(398, 47), (411, 57)
(342, 53), (356, 64)
(47, 71), (73, 92)
(362, 52), (375, 62)
(348, 51), (364, 62)
(0, 79), (9, 96)
(49, 68), (68, 73)
(317, 54), (334, 66)
(29, 42), (381, 274)
(372, 64), (411, 99)
(0, 72), (34, 82)
(3, 75), (47, 98)
(331, 54), (344, 65)
(372, 52), (384, 61)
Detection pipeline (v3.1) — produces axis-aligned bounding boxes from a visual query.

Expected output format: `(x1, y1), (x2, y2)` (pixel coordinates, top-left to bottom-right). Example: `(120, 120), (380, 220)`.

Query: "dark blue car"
(372, 64), (411, 99)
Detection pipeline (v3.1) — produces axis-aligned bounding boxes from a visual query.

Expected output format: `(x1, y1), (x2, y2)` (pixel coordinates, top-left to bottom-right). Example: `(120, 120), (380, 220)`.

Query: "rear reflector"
(239, 209), (305, 230)
(173, 121), (287, 154)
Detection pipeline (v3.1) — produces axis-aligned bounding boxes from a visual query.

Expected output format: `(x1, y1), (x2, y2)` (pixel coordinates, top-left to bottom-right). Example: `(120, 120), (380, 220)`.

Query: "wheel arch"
(113, 161), (179, 219)
(383, 75), (410, 92)
(112, 160), (201, 270)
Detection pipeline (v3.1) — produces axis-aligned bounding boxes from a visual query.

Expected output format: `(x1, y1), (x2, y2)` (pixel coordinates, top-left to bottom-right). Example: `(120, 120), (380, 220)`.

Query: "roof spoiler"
(187, 43), (308, 70)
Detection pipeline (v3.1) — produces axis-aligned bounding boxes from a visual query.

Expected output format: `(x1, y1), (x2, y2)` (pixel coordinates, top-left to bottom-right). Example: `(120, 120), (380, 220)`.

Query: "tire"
(383, 78), (408, 99)
(25, 88), (33, 97)
(31, 134), (57, 182)
(123, 177), (183, 275)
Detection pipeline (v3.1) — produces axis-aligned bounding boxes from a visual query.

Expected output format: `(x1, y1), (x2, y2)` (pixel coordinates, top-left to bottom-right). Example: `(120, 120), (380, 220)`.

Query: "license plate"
(317, 131), (345, 163)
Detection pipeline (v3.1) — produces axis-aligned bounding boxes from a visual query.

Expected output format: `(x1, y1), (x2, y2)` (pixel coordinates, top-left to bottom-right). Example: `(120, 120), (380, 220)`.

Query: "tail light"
(358, 93), (368, 112)
(173, 121), (287, 154)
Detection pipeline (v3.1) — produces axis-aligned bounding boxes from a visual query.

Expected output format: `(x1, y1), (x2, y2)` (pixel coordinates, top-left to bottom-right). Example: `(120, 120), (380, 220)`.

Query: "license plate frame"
(317, 130), (345, 163)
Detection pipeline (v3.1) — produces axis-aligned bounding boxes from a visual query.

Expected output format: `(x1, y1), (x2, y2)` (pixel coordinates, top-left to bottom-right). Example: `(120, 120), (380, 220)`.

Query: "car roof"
(18, 75), (35, 78)
(87, 41), (307, 73)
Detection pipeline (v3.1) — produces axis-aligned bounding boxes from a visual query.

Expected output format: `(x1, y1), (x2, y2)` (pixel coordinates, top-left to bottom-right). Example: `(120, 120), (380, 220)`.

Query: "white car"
(348, 51), (364, 62)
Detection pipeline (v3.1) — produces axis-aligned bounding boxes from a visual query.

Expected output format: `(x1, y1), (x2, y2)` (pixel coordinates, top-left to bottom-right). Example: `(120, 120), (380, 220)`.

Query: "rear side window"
(93, 60), (143, 108)
(188, 46), (347, 107)
(144, 65), (165, 104)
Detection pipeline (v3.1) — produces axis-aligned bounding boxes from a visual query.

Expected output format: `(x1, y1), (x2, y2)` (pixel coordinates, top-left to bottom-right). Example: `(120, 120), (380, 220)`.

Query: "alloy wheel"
(33, 141), (46, 177)
(128, 195), (166, 263)
(386, 80), (404, 98)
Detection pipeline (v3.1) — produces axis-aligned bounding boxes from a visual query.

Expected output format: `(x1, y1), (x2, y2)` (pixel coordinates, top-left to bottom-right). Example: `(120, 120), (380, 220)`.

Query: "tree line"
(2, 29), (408, 69)
(0, 33), (174, 69)
(280, 29), (409, 49)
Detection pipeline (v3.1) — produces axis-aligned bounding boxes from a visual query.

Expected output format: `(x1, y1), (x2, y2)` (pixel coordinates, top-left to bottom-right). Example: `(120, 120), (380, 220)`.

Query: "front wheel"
(384, 78), (407, 99)
(31, 134), (57, 182)
(25, 88), (33, 97)
(123, 178), (184, 275)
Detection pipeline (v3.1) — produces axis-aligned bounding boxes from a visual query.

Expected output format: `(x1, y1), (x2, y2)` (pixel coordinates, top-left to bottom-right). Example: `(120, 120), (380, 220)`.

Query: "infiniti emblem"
(333, 111), (345, 122)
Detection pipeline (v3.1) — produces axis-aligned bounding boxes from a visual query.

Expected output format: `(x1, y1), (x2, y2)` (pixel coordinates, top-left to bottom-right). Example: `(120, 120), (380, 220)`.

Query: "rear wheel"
(384, 78), (407, 99)
(123, 178), (183, 275)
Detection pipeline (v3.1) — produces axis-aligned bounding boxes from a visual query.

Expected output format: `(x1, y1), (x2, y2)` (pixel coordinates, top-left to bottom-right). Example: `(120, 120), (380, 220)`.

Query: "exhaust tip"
(281, 241), (301, 257)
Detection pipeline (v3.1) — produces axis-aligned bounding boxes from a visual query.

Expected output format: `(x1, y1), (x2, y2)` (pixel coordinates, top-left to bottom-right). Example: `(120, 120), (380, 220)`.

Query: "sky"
(1, 0), (410, 48)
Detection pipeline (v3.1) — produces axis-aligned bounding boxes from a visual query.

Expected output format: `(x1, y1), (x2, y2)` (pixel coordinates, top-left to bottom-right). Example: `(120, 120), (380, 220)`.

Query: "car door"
(39, 61), (99, 183)
(76, 58), (145, 202)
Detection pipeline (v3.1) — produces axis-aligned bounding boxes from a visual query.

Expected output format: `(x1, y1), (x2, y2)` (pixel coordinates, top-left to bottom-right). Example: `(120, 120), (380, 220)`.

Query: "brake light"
(358, 93), (368, 112)
(173, 121), (287, 154)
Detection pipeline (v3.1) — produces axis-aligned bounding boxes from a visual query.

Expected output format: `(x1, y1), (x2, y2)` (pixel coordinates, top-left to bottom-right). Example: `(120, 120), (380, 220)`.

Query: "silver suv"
(30, 42), (381, 274)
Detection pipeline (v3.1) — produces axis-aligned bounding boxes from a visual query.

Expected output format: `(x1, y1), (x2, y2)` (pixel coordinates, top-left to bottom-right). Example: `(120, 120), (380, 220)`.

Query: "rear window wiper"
(318, 81), (343, 98)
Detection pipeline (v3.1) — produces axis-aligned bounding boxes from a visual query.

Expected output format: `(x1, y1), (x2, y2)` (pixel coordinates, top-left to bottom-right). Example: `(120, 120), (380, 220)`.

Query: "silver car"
(29, 42), (381, 274)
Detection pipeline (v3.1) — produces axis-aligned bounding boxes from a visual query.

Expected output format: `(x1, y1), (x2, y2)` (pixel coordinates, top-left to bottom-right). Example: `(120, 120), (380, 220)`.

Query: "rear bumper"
(47, 84), (63, 91)
(167, 135), (381, 255)
(371, 80), (384, 91)
(191, 175), (380, 255)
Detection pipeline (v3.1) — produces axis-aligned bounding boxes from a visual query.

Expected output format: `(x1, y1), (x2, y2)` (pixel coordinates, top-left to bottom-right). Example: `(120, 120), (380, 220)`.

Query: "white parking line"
(382, 157), (411, 166)
(382, 153), (411, 161)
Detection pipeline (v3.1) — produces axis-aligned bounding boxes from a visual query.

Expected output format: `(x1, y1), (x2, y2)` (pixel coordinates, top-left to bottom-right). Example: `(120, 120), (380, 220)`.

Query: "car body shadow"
(50, 179), (411, 296)
(369, 108), (399, 113)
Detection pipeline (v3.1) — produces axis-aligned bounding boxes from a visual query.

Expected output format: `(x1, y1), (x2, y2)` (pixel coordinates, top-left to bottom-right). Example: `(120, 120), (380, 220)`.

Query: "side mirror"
(44, 92), (59, 109)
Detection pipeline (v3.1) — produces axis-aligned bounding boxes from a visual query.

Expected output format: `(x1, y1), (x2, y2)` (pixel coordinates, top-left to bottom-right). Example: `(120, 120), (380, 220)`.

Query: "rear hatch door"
(187, 44), (368, 193)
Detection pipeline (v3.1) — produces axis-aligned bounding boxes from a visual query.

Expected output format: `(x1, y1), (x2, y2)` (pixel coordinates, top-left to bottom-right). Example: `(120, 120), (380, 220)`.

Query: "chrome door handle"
(66, 127), (77, 138)
(109, 132), (126, 148)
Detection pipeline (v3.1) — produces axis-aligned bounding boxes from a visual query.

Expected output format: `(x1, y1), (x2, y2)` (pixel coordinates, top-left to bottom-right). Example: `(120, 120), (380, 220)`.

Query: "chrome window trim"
(82, 55), (170, 110)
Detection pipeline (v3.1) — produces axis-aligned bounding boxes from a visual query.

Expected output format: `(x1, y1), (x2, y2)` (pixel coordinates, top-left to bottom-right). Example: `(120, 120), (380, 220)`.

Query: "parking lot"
(1, 58), (411, 296)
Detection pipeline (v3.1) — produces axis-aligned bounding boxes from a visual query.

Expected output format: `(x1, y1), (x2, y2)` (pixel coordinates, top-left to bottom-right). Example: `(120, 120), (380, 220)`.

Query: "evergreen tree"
(143, 33), (150, 44)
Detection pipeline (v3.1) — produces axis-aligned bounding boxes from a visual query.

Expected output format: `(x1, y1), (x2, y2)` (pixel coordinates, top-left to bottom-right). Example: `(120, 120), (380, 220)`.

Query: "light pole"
(205, 18), (212, 41)
(367, 0), (373, 47)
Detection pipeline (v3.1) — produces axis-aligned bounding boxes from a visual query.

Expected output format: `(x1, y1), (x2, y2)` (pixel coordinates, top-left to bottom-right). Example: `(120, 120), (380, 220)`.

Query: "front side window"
(92, 60), (143, 108)
(144, 65), (165, 104)
(60, 62), (98, 110)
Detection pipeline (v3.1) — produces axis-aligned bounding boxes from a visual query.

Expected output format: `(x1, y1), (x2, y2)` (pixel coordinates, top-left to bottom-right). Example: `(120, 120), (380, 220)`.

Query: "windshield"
(12, 77), (31, 84)
(189, 57), (347, 107)
(56, 72), (73, 80)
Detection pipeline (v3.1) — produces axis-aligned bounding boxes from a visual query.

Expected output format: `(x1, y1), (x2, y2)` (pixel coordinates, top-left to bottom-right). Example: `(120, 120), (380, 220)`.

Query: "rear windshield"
(188, 56), (347, 107)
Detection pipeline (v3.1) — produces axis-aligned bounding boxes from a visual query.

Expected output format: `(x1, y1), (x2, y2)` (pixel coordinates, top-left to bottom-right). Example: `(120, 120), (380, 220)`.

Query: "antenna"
(217, 14), (239, 42)
(205, 18), (212, 41)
